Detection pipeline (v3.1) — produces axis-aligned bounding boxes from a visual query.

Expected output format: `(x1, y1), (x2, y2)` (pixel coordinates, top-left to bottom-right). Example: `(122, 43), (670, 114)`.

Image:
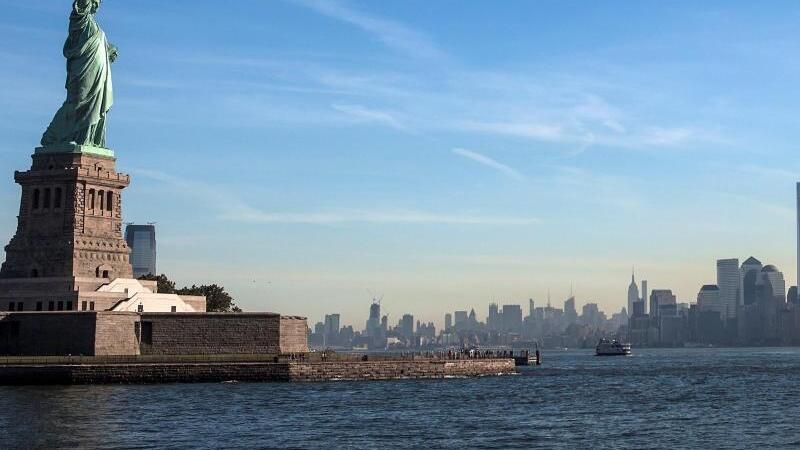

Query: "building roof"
(700, 284), (719, 291)
(743, 256), (762, 265)
(762, 264), (779, 273)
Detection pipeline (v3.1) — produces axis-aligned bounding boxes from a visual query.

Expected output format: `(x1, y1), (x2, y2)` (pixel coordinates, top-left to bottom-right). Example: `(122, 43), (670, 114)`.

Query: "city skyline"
(2, 1), (800, 324)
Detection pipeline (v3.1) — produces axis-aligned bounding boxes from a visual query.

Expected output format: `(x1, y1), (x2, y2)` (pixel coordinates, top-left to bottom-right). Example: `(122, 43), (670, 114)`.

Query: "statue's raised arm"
(41, 0), (115, 149)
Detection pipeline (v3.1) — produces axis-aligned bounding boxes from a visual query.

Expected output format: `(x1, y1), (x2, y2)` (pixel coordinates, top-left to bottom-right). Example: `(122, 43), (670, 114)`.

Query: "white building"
(716, 258), (741, 319)
(697, 284), (724, 317)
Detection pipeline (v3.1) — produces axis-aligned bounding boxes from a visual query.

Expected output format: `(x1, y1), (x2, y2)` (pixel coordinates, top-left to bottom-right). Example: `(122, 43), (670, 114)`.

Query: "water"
(2, 347), (800, 449)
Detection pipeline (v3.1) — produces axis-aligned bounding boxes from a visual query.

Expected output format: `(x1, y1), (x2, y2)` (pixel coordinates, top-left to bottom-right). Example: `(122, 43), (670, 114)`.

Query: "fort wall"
(0, 359), (515, 384)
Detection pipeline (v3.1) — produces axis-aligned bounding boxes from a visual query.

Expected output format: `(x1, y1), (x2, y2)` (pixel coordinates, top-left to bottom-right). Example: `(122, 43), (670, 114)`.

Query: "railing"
(0, 350), (518, 366)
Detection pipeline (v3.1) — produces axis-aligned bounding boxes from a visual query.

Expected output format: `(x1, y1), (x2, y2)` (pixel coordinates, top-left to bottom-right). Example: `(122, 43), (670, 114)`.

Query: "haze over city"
(1, 0), (799, 328)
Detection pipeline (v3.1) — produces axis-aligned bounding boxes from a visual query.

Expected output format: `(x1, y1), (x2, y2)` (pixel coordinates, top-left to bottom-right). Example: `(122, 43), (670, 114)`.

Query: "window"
(36, 302), (42, 311)
(8, 302), (14, 312)
(43, 188), (51, 209)
(0, 323), (21, 340)
(89, 301), (95, 311)
(16, 302), (23, 312)
(171, 306), (177, 313)
(54, 187), (62, 209)
(32, 189), (40, 209)
(137, 304), (144, 313)
(66, 301), (73, 311)
(140, 322), (153, 345)
(82, 301), (87, 311)
(106, 191), (113, 212)
(48, 301), (55, 311)
(57, 301), (64, 311)
(88, 189), (95, 210)
(98, 190), (105, 210)
(102, 270), (109, 279)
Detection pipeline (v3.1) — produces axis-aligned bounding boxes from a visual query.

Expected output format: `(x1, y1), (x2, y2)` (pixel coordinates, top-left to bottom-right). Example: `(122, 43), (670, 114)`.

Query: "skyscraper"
(488, 303), (501, 331)
(650, 290), (676, 320)
(641, 280), (648, 313)
(628, 271), (640, 317)
(323, 314), (340, 346)
(365, 300), (381, 336)
(697, 285), (723, 317)
(716, 258), (741, 319)
(796, 182), (799, 297)
(741, 257), (763, 306)
(400, 314), (414, 340)
(502, 305), (523, 334)
(444, 313), (452, 332)
(124, 224), (156, 278)
(564, 296), (578, 323)
(757, 265), (786, 304)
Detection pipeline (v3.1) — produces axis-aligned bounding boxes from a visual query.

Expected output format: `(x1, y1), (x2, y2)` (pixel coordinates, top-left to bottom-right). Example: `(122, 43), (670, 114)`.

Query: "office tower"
(124, 224), (156, 278)
(454, 310), (468, 326)
(323, 314), (340, 346)
(469, 309), (477, 324)
(528, 298), (535, 318)
(444, 313), (452, 332)
(697, 285), (724, 317)
(650, 290), (676, 320)
(502, 305), (523, 334)
(582, 303), (604, 326)
(757, 265), (786, 304)
(380, 315), (388, 332)
(488, 303), (501, 331)
(717, 258), (741, 319)
(401, 314), (414, 340)
(788, 286), (799, 305)
(797, 182), (799, 297)
(564, 296), (578, 323)
(641, 280), (648, 314)
(628, 271), (640, 316)
(632, 300), (646, 317)
(365, 300), (381, 336)
(756, 265), (786, 343)
(741, 257), (763, 305)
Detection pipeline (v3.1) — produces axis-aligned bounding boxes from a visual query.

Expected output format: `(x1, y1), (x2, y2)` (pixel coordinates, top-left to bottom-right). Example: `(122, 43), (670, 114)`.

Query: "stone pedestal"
(0, 146), (133, 307)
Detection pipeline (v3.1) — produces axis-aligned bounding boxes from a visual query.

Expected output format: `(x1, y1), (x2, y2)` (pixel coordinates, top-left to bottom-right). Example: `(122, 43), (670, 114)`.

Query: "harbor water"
(2, 347), (799, 449)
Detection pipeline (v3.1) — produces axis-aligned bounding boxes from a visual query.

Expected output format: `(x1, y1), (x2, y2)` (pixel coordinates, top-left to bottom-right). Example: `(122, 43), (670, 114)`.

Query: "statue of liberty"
(41, 0), (117, 149)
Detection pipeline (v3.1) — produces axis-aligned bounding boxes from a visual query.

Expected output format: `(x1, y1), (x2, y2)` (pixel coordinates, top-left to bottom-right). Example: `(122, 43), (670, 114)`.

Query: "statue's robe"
(41, 0), (114, 148)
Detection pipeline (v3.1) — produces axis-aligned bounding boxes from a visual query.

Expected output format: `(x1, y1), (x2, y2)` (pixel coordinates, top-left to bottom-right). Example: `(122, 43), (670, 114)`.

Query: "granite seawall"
(0, 359), (516, 385)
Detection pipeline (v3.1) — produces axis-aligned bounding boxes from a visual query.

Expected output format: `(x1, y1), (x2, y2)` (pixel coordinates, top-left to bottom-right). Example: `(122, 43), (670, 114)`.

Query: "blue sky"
(1, 0), (799, 328)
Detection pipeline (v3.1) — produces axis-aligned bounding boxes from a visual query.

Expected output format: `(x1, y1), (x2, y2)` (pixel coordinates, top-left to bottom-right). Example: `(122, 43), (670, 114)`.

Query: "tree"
(137, 274), (241, 312)
(177, 284), (241, 313)
(138, 273), (176, 294)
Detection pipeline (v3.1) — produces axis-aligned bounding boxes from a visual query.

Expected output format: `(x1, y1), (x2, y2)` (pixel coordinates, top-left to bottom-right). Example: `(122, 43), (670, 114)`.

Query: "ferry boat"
(595, 339), (631, 356)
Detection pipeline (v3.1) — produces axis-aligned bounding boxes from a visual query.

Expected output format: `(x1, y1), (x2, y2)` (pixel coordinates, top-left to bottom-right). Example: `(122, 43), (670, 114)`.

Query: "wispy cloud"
(226, 209), (539, 226)
(454, 120), (565, 142)
(331, 103), (409, 131)
(173, 53), (724, 151)
(452, 148), (525, 181)
(288, 0), (444, 60)
(132, 169), (538, 226)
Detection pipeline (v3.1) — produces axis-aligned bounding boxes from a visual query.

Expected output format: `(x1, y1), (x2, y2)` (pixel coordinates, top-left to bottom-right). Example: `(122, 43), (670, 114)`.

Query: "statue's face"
(91, 0), (101, 13)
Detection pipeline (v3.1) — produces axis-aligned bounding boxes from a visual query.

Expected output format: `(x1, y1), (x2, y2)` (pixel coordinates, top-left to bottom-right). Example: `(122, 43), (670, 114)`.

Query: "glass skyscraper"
(125, 224), (157, 278)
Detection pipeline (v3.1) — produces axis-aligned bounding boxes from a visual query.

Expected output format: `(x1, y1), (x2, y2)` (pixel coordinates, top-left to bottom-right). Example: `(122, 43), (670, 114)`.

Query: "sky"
(1, 0), (800, 329)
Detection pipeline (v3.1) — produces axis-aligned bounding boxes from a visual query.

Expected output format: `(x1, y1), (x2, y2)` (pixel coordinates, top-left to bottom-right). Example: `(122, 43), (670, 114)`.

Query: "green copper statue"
(41, 0), (117, 149)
